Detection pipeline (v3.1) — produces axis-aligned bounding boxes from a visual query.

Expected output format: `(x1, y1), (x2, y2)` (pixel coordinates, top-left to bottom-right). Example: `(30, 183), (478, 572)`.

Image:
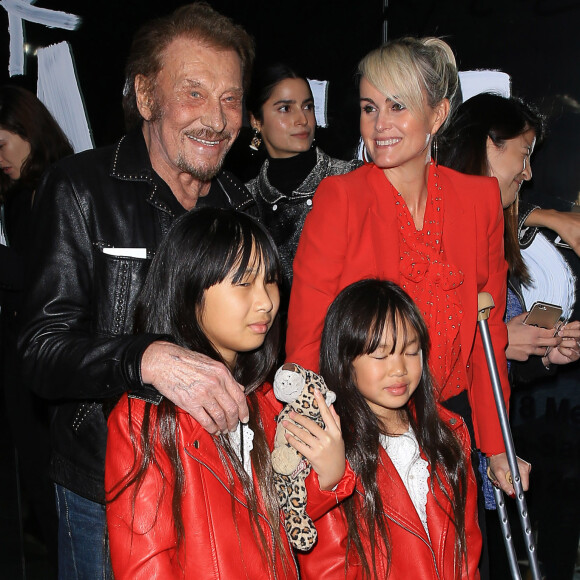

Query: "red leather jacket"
(299, 407), (482, 580)
(106, 384), (355, 579)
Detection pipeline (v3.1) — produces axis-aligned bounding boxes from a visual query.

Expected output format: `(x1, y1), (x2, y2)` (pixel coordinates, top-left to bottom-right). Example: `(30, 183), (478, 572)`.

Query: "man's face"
(139, 37), (244, 183)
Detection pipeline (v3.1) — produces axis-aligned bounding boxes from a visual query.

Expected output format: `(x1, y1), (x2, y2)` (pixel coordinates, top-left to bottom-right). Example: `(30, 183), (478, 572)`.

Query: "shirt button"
(272, 204), (277, 211)
(306, 199), (312, 206)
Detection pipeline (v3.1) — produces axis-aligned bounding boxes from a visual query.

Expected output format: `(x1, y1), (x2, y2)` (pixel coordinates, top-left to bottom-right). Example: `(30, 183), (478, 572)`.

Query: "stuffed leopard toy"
(271, 363), (336, 551)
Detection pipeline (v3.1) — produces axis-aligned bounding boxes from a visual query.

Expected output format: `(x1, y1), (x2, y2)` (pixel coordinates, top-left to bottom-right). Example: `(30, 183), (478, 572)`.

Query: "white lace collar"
(227, 422), (255, 476)
(380, 426), (430, 537)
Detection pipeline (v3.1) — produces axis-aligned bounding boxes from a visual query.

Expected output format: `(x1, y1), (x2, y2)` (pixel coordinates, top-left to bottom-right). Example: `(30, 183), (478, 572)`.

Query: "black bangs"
(191, 208), (281, 291)
(323, 278), (430, 365)
(228, 222), (281, 287)
(363, 308), (419, 356)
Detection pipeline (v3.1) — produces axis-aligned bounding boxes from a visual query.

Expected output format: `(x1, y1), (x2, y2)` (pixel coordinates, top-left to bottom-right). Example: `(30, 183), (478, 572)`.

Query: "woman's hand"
(545, 320), (580, 365)
(506, 312), (561, 361)
(283, 389), (346, 491)
(488, 453), (531, 497)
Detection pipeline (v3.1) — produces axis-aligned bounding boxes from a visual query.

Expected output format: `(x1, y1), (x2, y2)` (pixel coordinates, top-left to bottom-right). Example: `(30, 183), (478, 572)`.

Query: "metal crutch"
(477, 292), (542, 580)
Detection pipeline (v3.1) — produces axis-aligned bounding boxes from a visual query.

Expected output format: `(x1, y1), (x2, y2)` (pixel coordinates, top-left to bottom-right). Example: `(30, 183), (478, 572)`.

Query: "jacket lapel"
(439, 169), (478, 365)
(366, 166), (403, 282)
(376, 447), (430, 543)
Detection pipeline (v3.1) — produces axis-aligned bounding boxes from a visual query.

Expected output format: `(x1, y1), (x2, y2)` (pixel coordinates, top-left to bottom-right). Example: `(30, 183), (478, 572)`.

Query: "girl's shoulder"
(435, 403), (472, 447)
(436, 403), (467, 433)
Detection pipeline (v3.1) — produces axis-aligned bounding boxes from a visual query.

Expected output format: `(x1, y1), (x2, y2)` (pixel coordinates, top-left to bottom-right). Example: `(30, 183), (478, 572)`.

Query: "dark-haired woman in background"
(245, 64), (360, 307)
(439, 93), (580, 379)
(0, 84), (73, 575)
(439, 91), (580, 579)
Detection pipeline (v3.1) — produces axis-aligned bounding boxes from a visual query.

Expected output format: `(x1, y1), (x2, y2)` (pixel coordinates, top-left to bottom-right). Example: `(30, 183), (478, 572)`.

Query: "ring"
(487, 466), (498, 485)
(506, 471), (513, 485)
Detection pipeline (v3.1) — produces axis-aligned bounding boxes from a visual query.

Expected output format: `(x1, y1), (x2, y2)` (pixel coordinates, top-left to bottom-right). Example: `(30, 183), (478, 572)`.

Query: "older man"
(19, 4), (256, 578)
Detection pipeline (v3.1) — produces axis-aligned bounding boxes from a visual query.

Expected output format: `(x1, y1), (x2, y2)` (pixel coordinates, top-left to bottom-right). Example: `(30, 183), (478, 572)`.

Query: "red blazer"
(298, 407), (482, 580)
(105, 385), (355, 579)
(286, 163), (509, 455)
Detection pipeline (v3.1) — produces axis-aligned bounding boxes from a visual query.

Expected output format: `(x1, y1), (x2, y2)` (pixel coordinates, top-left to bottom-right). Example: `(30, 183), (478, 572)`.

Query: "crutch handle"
(477, 291), (495, 321)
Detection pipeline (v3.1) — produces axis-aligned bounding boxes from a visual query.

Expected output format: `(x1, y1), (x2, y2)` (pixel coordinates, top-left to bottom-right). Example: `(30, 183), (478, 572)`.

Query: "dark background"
(2, 0), (580, 157)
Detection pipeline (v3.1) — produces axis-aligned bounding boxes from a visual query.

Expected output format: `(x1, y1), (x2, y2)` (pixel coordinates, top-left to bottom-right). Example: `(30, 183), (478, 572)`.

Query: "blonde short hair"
(358, 37), (458, 127)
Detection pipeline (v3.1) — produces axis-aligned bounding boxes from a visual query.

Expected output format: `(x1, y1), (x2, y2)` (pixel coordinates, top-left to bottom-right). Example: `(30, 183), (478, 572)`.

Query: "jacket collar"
(109, 128), (255, 216)
(109, 128), (155, 183)
(256, 147), (331, 204)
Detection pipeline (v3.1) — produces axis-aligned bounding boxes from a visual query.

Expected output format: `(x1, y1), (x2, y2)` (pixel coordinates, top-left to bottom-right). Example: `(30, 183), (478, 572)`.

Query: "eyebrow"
(272, 97), (314, 106)
(182, 79), (243, 95)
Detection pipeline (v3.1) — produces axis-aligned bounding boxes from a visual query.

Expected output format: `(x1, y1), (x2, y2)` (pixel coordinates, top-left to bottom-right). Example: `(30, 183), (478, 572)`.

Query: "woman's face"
(251, 78), (315, 159)
(486, 129), (536, 209)
(359, 77), (447, 171)
(0, 128), (31, 181)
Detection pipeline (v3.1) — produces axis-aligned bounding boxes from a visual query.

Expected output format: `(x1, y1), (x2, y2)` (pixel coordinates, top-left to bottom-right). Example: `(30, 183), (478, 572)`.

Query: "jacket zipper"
(184, 448), (299, 579)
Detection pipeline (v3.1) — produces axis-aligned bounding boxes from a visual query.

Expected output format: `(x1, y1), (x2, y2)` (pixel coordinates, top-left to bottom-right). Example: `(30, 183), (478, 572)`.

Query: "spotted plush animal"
(271, 363), (336, 551)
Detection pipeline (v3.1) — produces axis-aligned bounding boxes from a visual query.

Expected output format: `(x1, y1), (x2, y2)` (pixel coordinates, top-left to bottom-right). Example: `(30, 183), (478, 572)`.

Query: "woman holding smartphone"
(439, 93), (580, 373)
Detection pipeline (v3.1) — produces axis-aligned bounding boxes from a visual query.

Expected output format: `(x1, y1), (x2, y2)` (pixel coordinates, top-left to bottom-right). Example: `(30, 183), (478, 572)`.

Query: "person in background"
(439, 91), (580, 579)
(245, 63), (360, 307)
(0, 84), (73, 576)
(299, 279), (481, 579)
(18, 4), (259, 578)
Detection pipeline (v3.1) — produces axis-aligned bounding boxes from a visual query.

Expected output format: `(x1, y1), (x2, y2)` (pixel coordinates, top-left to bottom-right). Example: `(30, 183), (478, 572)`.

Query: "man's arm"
(19, 165), (247, 432)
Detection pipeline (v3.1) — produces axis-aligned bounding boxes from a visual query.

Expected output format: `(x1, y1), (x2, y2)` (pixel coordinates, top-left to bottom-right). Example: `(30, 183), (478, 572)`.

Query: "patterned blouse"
(393, 164), (469, 402)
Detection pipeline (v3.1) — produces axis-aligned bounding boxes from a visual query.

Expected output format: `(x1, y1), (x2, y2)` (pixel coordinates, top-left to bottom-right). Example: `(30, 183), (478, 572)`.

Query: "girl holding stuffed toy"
(105, 208), (349, 579)
(299, 279), (481, 580)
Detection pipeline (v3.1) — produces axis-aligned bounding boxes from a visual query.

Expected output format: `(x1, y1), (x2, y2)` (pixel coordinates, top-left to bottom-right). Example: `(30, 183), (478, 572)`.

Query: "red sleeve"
(305, 461), (356, 521)
(286, 178), (350, 372)
(105, 396), (180, 579)
(469, 179), (510, 456)
(298, 503), (357, 580)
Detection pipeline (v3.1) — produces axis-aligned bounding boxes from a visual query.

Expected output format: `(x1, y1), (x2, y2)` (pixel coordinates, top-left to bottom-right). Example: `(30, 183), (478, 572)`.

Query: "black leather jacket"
(18, 129), (256, 503)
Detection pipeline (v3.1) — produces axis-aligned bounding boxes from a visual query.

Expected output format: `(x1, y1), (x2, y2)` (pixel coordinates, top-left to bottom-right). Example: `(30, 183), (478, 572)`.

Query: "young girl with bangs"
(105, 208), (349, 579)
(298, 279), (481, 580)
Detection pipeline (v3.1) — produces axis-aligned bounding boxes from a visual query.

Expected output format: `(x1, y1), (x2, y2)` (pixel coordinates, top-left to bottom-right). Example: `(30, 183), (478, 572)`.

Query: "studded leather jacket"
(18, 129), (257, 503)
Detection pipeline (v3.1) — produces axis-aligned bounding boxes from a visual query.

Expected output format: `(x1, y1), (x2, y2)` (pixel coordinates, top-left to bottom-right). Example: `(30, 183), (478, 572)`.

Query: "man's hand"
(141, 341), (248, 434)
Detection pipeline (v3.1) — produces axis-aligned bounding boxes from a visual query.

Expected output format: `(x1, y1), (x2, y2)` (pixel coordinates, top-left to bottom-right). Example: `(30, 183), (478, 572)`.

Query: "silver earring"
(250, 128), (261, 151)
(432, 136), (439, 166)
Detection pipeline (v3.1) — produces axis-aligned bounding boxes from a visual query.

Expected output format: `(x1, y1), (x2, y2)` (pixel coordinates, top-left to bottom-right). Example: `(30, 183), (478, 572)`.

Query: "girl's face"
(200, 256), (280, 366)
(351, 320), (423, 431)
(251, 78), (315, 159)
(0, 128), (31, 181)
(359, 77), (447, 172)
(486, 129), (536, 209)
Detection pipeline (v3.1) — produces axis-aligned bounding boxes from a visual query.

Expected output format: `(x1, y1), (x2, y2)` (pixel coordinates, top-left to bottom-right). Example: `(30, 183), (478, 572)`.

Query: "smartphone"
(523, 301), (563, 329)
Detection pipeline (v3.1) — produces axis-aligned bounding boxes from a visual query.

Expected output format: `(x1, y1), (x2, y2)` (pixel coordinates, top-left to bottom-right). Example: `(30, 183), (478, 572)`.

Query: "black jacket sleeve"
(18, 163), (164, 402)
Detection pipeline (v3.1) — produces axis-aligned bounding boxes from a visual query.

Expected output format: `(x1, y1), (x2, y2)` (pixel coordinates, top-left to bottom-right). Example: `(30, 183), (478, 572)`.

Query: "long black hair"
(439, 92), (544, 285)
(0, 84), (73, 198)
(320, 279), (468, 579)
(108, 207), (286, 570)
